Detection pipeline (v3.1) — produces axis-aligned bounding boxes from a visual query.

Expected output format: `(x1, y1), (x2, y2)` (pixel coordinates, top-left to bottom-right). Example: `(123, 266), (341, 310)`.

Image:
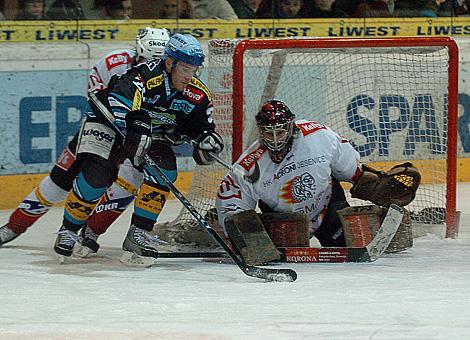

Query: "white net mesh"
(154, 38), (457, 242)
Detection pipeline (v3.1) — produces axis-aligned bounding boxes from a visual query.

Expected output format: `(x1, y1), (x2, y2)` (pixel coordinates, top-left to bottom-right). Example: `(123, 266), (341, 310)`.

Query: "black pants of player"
(313, 178), (348, 247)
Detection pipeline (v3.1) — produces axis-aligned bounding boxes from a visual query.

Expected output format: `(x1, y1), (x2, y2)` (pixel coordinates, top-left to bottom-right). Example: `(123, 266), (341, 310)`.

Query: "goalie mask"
(256, 100), (296, 163)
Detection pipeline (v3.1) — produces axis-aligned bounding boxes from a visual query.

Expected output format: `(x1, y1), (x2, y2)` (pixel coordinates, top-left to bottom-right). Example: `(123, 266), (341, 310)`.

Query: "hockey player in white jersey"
(0, 28), (170, 253)
(215, 100), (420, 264)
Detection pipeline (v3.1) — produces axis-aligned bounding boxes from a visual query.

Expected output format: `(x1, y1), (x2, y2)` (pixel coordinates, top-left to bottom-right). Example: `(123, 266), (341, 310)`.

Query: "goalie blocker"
(224, 205), (411, 265)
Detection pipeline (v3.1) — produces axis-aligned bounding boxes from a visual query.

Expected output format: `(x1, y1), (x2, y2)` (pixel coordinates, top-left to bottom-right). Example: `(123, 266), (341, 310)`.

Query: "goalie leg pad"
(259, 212), (309, 247)
(225, 210), (280, 266)
(339, 205), (413, 253)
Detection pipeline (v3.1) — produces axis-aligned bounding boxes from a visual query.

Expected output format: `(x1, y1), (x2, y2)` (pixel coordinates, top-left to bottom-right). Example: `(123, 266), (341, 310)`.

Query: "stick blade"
(366, 204), (404, 261)
(244, 266), (297, 282)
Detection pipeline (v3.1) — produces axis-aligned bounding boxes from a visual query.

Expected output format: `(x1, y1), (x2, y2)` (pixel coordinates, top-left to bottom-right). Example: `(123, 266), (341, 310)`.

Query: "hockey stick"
(89, 93), (297, 282)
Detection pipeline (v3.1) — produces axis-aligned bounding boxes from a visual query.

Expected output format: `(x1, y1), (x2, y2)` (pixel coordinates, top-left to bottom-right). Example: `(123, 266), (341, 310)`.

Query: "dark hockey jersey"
(95, 58), (215, 141)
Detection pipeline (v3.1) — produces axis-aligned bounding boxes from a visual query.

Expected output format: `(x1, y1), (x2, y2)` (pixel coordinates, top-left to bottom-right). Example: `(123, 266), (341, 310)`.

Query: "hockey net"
(154, 37), (459, 245)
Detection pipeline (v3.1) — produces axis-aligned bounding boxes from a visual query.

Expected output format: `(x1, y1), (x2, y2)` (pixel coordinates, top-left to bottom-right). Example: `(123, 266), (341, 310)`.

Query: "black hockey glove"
(123, 110), (152, 168)
(193, 131), (224, 165)
(152, 125), (186, 146)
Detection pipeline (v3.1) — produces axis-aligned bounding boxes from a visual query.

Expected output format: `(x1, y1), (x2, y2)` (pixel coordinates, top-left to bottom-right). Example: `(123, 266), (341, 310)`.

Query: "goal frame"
(230, 37), (459, 238)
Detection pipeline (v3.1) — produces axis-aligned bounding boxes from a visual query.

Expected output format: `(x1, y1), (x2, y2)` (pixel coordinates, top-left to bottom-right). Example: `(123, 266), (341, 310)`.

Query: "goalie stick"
(89, 92), (297, 282)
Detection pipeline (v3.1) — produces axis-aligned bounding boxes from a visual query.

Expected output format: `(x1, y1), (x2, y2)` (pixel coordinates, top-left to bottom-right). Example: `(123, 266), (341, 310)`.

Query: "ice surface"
(1, 184), (470, 339)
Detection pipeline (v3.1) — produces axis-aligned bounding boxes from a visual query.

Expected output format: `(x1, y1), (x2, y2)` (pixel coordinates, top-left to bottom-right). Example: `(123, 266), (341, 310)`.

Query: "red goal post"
(228, 37), (458, 238)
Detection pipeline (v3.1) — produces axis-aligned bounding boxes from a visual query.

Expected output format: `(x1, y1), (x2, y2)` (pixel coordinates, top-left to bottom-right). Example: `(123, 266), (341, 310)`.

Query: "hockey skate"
(73, 226), (100, 258)
(54, 226), (79, 262)
(121, 225), (166, 267)
(0, 224), (19, 246)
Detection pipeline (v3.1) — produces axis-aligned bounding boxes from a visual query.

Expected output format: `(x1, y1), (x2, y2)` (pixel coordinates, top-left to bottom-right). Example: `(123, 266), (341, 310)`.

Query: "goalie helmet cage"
(156, 37), (458, 240)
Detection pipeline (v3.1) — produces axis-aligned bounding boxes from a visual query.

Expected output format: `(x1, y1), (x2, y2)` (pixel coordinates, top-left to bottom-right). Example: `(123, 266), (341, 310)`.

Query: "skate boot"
(74, 226), (100, 258)
(54, 225), (78, 258)
(121, 225), (167, 267)
(0, 224), (19, 246)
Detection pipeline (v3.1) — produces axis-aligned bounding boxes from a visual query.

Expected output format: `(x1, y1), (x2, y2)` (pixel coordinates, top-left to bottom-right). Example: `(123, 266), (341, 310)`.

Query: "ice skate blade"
(119, 251), (156, 268)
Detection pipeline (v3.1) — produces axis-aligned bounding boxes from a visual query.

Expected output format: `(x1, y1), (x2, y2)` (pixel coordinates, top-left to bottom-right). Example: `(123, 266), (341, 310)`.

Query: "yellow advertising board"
(1, 18), (470, 42)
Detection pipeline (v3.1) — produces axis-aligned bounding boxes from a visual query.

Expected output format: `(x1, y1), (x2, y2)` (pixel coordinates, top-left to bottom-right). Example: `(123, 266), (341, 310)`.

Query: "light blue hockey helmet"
(164, 33), (205, 67)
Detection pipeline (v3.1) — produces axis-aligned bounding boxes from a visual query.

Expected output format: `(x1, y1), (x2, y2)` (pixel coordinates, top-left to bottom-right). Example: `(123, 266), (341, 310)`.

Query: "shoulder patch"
(146, 74), (164, 90)
(297, 121), (327, 136)
(238, 146), (266, 171)
(105, 52), (131, 71)
(190, 78), (212, 101)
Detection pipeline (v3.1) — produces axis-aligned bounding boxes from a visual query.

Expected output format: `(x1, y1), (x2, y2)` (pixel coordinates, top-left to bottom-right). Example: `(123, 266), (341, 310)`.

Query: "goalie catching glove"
(350, 162), (421, 207)
(193, 131), (224, 165)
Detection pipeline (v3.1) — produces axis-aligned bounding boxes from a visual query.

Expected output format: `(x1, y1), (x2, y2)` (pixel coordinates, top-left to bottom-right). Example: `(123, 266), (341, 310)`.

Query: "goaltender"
(215, 100), (421, 265)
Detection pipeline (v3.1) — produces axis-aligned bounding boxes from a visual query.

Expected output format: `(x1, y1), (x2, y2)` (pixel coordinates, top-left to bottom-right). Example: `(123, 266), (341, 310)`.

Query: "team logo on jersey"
(217, 175), (242, 200)
(239, 146), (266, 171)
(170, 99), (195, 114)
(183, 87), (204, 103)
(147, 74), (164, 89)
(297, 121), (327, 136)
(280, 172), (316, 204)
(190, 78), (212, 101)
(105, 52), (131, 70)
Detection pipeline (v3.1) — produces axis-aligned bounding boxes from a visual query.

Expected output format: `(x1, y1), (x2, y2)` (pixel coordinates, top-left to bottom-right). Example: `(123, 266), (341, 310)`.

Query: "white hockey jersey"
(215, 119), (361, 234)
(88, 48), (137, 93)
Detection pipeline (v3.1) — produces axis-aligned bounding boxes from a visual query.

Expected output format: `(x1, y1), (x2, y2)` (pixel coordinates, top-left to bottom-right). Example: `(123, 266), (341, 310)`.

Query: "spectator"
(227, 0), (262, 18)
(15, 0), (50, 19)
(455, 0), (470, 16)
(334, 0), (361, 15)
(396, 0), (454, 17)
(256, 0), (303, 18)
(101, 0), (132, 19)
(192, 0), (238, 19)
(46, 0), (86, 19)
(157, 0), (193, 18)
(303, 0), (350, 17)
(353, 0), (395, 17)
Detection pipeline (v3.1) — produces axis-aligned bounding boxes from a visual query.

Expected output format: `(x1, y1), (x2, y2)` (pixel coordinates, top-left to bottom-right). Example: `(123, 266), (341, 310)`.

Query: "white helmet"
(135, 27), (170, 60)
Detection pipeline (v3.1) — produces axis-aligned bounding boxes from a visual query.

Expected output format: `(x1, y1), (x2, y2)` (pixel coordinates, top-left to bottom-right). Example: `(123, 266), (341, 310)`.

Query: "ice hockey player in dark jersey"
(0, 28), (170, 250)
(52, 33), (223, 262)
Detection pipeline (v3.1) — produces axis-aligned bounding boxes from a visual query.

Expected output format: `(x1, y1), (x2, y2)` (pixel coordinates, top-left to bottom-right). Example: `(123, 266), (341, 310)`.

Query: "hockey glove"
(152, 125), (185, 146)
(350, 162), (421, 207)
(193, 131), (224, 165)
(123, 110), (152, 168)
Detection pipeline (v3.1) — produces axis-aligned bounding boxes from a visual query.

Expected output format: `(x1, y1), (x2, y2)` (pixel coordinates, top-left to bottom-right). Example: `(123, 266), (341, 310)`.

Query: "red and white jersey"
(216, 119), (362, 234)
(88, 49), (137, 93)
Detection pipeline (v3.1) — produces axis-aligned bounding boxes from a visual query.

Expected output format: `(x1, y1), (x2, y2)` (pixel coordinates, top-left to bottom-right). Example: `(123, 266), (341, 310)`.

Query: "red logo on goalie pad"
(239, 146), (265, 171)
(297, 121), (327, 136)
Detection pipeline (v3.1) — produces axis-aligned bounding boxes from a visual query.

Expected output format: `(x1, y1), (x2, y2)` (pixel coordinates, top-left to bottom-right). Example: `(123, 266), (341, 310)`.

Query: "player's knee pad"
(80, 158), (118, 191)
(145, 142), (178, 185)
